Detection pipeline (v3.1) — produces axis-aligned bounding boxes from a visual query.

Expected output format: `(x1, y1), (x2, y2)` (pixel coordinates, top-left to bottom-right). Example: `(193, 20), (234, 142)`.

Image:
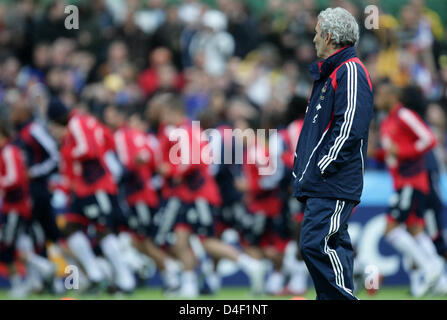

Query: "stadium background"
(0, 0), (446, 297)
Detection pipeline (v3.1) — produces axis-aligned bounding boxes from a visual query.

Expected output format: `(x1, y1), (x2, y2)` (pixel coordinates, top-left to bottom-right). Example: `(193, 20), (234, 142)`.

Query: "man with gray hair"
(291, 7), (373, 299)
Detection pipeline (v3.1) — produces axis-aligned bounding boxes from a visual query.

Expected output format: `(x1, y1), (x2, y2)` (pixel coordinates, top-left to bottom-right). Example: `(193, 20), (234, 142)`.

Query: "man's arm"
(28, 123), (60, 179)
(395, 108), (437, 159)
(317, 61), (372, 175)
(0, 146), (21, 189)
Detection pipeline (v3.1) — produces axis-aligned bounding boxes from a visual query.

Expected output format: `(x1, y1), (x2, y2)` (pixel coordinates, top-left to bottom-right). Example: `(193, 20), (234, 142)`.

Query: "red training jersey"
(158, 120), (221, 206)
(58, 111), (118, 198)
(379, 103), (437, 193)
(114, 125), (159, 207)
(0, 142), (32, 218)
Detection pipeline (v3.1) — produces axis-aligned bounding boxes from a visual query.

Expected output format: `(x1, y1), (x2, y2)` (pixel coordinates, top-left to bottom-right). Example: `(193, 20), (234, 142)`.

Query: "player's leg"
(173, 228), (199, 297)
(199, 200), (266, 295)
(30, 180), (61, 245)
(263, 213), (290, 296)
(407, 188), (444, 266)
(0, 213), (32, 297)
(300, 198), (357, 300)
(384, 188), (434, 273)
(95, 191), (136, 293)
(385, 187), (443, 296)
(166, 200), (199, 297)
(128, 202), (182, 290)
(63, 223), (105, 287)
(284, 204), (309, 295)
(16, 227), (59, 294)
(264, 247), (285, 295)
(424, 171), (447, 260)
(60, 194), (107, 288)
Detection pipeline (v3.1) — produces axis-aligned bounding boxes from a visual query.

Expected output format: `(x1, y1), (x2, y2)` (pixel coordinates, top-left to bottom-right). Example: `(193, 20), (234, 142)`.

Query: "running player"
(237, 115), (290, 295)
(375, 80), (444, 297)
(10, 97), (67, 293)
(103, 105), (182, 292)
(157, 95), (266, 297)
(46, 99), (136, 293)
(0, 120), (56, 297)
(279, 119), (309, 295)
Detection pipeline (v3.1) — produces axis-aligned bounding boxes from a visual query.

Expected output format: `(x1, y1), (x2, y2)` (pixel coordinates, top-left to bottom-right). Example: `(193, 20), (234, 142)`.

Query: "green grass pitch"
(0, 286), (445, 300)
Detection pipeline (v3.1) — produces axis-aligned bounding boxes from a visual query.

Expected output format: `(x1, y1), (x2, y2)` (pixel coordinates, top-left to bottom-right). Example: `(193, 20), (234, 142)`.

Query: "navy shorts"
(152, 197), (181, 246)
(214, 201), (248, 236)
(127, 202), (160, 238)
(173, 198), (216, 239)
(30, 179), (60, 242)
(0, 213), (30, 264)
(67, 191), (126, 232)
(241, 206), (290, 252)
(387, 186), (427, 223)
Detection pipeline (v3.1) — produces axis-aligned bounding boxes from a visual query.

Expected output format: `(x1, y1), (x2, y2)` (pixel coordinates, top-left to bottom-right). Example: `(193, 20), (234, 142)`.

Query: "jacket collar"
(309, 46), (357, 81)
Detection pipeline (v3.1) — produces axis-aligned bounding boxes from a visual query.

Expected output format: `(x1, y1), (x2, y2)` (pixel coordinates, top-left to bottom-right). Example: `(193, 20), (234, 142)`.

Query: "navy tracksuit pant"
(299, 198), (358, 300)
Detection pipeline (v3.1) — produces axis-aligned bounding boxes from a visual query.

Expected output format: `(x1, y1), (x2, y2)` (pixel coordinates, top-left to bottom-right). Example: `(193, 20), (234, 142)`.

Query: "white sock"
(10, 273), (23, 289)
(162, 259), (181, 290)
(415, 232), (442, 263)
(237, 253), (257, 270)
(265, 271), (284, 294)
(207, 271), (221, 292)
(165, 258), (182, 273)
(293, 259), (308, 274)
(386, 226), (429, 271)
(100, 234), (136, 291)
(182, 270), (197, 284)
(25, 263), (43, 291)
(179, 270), (199, 296)
(16, 235), (54, 280)
(27, 254), (54, 280)
(67, 231), (103, 282)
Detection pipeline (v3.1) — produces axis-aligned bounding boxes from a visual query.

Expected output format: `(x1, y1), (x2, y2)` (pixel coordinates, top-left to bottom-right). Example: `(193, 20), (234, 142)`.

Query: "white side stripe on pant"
(324, 200), (355, 297)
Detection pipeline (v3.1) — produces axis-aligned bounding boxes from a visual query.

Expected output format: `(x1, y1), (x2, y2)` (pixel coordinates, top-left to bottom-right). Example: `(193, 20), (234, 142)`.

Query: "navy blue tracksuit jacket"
(292, 46), (374, 203)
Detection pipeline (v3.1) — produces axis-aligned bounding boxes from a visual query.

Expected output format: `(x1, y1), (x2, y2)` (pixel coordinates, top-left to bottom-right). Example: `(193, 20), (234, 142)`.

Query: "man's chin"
(315, 49), (323, 59)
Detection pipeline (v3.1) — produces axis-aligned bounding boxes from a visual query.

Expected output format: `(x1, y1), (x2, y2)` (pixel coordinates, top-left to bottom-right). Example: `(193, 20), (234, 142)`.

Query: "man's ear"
(325, 32), (332, 46)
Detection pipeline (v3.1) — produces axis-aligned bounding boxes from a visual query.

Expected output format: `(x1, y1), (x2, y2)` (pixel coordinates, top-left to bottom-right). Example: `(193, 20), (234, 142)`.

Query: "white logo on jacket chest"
(312, 103), (322, 123)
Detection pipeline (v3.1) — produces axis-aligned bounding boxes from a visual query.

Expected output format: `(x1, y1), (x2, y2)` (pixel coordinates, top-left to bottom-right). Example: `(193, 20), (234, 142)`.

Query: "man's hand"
(157, 163), (170, 177)
(382, 136), (399, 157)
(134, 153), (149, 165)
(235, 177), (248, 192)
(386, 142), (399, 157)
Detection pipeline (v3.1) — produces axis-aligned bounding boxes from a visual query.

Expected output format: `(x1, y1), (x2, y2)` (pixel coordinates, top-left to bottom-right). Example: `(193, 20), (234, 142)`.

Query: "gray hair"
(318, 7), (359, 48)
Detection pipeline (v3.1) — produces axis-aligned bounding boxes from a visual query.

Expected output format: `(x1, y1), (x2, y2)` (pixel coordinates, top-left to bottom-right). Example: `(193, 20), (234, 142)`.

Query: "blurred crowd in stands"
(0, 0), (446, 171)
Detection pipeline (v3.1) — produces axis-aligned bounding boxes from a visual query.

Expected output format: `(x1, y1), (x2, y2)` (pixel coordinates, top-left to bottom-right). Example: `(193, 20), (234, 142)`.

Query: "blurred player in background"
(10, 97), (66, 294)
(0, 120), (57, 297)
(103, 105), (182, 293)
(375, 80), (446, 297)
(279, 118), (309, 295)
(157, 95), (266, 297)
(46, 99), (136, 294)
